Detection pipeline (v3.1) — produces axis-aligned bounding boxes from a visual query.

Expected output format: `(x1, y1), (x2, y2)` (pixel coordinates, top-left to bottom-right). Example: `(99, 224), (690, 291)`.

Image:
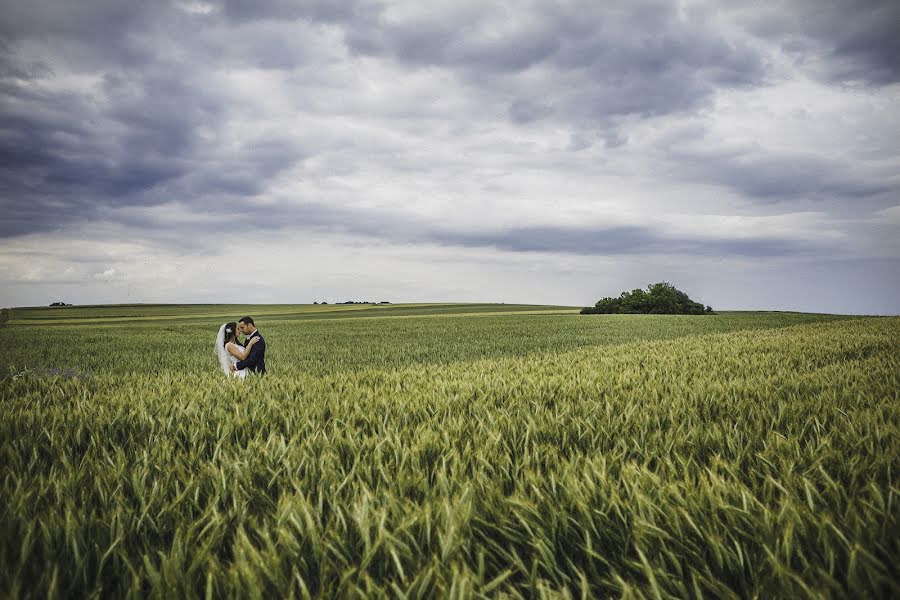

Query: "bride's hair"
(223, 321), (238, 347)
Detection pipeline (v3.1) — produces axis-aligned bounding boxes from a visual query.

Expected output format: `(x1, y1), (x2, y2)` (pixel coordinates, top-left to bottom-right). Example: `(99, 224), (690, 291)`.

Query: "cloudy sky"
(1, 0), (898, 313)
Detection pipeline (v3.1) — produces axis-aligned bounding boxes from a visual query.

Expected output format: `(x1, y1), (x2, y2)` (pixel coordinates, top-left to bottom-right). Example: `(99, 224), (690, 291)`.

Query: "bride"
(215, 321), (261, 379)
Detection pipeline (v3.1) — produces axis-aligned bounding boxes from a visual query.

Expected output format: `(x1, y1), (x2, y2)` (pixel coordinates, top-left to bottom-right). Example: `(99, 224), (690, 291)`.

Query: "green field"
(1, 304), (898, 598)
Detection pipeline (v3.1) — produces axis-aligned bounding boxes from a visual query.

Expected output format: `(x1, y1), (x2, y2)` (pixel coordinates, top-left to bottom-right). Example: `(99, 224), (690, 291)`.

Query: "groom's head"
(238, 316), (256, 335)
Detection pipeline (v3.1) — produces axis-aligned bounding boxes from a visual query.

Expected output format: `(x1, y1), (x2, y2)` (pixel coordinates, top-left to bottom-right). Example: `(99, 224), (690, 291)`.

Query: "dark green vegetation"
(1, 304), (897, 598)
(582, 282), (713, 315)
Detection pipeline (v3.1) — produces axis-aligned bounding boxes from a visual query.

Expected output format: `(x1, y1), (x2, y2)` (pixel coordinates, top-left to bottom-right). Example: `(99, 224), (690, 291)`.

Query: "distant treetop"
(581, 282), (713, 315)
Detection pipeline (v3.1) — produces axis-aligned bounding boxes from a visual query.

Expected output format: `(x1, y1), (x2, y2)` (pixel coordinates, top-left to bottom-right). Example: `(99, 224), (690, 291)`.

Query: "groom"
(232, 316), (266, 375)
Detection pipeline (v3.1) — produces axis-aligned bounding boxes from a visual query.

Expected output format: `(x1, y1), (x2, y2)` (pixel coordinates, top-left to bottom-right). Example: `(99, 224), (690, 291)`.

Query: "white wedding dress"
(216, 324), (249, 379)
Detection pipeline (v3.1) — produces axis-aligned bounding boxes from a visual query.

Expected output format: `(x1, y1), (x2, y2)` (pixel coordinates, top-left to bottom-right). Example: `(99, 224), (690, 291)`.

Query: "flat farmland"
(1, 304), (897, 598)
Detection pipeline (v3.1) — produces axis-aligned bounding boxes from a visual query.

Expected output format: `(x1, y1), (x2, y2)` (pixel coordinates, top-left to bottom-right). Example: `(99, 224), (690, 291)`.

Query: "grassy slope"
(0, 317), (897, 597)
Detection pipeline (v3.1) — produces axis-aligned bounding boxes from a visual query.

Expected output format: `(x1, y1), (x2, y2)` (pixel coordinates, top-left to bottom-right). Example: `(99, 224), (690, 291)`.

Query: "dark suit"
(236, 330), (266, 374)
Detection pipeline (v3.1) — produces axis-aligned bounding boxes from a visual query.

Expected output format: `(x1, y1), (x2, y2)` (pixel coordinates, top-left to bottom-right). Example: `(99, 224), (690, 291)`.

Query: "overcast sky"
(1, 0), (898, 313)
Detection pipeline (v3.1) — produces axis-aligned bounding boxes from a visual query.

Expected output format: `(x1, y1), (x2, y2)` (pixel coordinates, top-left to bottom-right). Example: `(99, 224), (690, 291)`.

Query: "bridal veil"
(215, 323), (231, 375)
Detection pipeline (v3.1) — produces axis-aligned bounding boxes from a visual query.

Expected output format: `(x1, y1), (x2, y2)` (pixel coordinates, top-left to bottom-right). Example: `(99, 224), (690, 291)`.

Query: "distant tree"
(49, 302), (71, 307)
(581, 296), (620, 314)
(0, 308), (8, 328)
(620, 288), (651, 313)
(582, 282), (714, 315)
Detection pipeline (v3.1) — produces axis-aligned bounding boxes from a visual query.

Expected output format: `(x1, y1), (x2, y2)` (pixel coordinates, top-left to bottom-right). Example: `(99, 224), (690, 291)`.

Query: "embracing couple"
(215, 316), (266, 378)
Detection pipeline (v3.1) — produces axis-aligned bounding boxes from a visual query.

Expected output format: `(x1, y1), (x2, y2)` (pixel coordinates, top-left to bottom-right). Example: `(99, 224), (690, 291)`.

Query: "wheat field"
(1, 305), (897, 598)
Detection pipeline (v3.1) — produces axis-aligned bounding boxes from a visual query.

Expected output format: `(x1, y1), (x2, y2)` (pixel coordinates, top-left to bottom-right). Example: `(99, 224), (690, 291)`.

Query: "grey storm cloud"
(217, 0), (370, 25)
(665, 143), (898, 203)
(123, 197), (822, 260)
(0, 44), (306, 235)
(340, 0), (769, 128)
(744, 0), (900, 85)
(0, 66), (220, 234)
(0, 0), (898, 255)
(428, 224), (818, 258)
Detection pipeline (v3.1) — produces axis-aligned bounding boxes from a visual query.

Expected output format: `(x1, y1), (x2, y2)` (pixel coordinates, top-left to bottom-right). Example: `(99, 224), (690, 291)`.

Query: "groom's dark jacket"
(236, 330), (266, 374)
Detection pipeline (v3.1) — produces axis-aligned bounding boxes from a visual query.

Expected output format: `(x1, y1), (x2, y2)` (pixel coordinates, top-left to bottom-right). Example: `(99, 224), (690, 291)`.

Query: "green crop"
(1, 305), (897, 598)
(0, 305), (854, 377)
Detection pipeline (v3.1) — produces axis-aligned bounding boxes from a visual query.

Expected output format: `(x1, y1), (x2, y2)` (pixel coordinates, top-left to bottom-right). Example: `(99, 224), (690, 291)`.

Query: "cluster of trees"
(49, 302), (72, 307)
(581, 282), (713, 315)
